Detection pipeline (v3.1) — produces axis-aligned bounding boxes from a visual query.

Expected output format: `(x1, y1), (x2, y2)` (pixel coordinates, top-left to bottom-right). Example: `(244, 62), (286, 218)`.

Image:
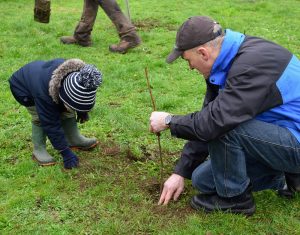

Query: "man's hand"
(158, 174), (185, 205)
(149, 111), (171, 133)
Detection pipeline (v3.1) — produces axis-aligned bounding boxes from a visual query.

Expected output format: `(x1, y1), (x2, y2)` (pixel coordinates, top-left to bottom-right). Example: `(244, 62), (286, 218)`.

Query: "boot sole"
(60, 38), (91, 47)
(190, 197), (256, 216)
(109, 42), (141, 54)
(70, 140), (99, 151)
(32, 154), (56, 166)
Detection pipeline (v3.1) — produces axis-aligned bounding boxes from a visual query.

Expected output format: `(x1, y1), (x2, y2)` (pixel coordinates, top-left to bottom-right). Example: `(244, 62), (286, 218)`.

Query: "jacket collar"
(209, 29), (245, 89)
(49, 59), (85, 104)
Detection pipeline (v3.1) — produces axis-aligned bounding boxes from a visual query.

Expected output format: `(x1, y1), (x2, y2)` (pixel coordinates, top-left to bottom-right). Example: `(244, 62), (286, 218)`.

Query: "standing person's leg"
(191, 119), (300, 215)
(61, 0), (99, 46)
(99, 0), (141, 53)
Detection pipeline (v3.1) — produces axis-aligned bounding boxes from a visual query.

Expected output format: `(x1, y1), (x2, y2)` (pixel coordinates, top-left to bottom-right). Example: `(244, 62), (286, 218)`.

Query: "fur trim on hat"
(49, 59), (85, 103)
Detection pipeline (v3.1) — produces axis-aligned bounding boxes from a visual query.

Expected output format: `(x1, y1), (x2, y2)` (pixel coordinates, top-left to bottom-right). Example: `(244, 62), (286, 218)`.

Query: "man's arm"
(174, 140), (208, 179)
(171, 67), (281, 141)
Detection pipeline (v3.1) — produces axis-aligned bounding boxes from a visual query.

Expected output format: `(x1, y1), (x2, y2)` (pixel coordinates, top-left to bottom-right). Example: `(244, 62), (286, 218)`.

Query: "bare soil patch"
(70, 139), (193, 220)
(133, 18), (177, 31)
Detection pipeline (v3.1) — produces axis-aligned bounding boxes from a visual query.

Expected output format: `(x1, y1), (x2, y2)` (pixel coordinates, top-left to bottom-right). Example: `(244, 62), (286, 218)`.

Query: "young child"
(9, 58), (102, 169)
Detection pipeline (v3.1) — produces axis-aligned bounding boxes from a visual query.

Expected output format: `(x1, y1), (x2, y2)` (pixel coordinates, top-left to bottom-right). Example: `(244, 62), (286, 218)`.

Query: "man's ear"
(196, 47), (210, 61)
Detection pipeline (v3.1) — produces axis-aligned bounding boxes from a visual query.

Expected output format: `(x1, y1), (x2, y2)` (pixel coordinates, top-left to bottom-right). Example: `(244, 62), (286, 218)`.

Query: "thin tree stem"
(145, 67), (164, 195)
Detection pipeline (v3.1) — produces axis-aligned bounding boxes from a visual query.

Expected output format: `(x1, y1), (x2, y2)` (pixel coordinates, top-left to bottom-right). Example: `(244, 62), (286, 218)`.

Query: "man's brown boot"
(60, 36), (92, 47)
(109, 35), (141, 54)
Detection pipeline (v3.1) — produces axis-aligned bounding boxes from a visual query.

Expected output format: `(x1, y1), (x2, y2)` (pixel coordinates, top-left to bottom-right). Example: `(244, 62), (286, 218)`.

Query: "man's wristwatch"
(165, 114), (173, 126)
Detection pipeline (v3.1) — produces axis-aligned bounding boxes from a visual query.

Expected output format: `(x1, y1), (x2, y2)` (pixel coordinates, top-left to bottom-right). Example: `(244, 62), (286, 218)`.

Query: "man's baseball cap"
(166, 16), (222, 63)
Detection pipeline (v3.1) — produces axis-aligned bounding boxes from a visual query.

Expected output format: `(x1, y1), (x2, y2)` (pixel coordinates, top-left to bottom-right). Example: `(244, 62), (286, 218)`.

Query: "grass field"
(1, 0), (300, 234)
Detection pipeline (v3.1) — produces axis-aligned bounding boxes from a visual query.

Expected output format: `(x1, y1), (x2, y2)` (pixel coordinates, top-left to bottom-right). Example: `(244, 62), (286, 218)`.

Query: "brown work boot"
(60, 36), (92, 47)
(109, 36), (141, 54)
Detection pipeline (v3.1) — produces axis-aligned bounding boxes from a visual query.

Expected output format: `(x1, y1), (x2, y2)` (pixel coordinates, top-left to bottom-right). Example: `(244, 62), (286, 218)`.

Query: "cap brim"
(166, 48), (183, 63)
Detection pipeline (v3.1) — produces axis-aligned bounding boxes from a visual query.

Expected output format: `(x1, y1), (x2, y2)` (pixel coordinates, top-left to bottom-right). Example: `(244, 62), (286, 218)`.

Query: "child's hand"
(76, 111), (89, 123)
(60, 148), (79, 169)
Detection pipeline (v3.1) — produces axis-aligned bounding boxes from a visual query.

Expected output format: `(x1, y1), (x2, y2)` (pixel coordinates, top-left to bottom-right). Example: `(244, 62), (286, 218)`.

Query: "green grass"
(1, 0), (300, 234)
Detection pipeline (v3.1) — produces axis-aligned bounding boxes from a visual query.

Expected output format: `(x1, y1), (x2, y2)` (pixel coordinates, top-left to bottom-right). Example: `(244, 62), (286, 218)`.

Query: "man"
(149, 16), (300, 216)
(60, 0), (141, 54)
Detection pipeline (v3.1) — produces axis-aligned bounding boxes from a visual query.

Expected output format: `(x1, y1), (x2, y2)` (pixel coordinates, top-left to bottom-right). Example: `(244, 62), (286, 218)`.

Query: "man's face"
(182, 47), (213, 79)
